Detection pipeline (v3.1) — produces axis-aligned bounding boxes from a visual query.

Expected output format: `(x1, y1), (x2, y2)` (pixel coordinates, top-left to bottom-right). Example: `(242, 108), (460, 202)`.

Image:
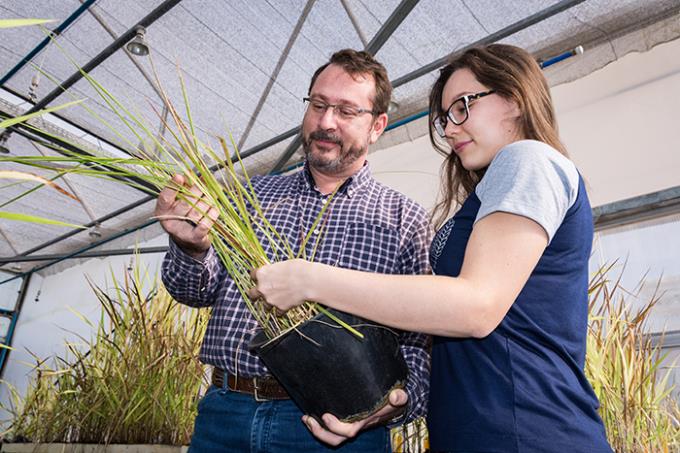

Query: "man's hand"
(302, 389), (408, 446)
(155, 174), (218, 260)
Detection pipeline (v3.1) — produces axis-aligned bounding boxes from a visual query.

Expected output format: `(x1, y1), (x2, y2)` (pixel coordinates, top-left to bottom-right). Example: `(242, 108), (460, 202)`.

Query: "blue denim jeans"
(188, 385), (391, 452)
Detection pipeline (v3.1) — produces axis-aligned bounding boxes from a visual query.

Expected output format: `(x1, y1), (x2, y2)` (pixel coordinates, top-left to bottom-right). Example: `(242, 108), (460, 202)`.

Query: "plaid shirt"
(162, 162), (431, 421)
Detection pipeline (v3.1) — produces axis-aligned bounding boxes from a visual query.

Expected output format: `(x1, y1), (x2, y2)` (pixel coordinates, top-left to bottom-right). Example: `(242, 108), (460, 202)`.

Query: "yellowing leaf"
(0, 170), (80, 201)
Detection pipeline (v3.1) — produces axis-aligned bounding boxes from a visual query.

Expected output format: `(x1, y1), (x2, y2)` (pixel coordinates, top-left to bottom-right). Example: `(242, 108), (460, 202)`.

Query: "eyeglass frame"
(303, 96), (379, 121)
(432, 90), (496, 137)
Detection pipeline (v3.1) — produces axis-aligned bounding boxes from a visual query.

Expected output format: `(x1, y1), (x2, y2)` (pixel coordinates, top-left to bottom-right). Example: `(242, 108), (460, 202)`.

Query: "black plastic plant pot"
(249, 308), (408, 424)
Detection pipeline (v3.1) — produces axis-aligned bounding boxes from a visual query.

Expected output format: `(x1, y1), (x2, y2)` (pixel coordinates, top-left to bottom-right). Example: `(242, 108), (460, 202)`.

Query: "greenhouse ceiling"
(1, 0), (680, 277)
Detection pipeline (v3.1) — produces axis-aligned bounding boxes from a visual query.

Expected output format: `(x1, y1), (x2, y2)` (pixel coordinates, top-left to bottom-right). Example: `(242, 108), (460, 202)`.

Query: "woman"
(251, 44), (612, 453)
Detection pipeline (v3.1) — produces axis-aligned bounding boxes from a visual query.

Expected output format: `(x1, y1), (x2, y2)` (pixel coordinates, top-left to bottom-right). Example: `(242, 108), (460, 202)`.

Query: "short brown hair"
(308, 49), (392, 114)
(429, 44), (567, 228)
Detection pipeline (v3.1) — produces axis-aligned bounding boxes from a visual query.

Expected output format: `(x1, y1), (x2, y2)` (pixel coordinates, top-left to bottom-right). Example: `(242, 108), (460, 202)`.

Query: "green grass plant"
(0, 61), (359, 339)
(586, 264), (680, 452)
(1, 262), (209, 444)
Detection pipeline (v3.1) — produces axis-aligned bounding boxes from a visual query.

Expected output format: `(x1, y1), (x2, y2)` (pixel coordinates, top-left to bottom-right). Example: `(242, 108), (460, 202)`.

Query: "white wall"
(552, 38), (680, 207)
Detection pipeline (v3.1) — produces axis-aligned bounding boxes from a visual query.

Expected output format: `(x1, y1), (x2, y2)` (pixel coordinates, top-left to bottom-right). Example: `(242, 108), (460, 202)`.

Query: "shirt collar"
(298, 161), (373, 198)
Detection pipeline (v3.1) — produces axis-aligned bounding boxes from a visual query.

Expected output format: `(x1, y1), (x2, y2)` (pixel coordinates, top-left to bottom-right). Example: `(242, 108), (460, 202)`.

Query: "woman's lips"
(453, 140), (472, 153)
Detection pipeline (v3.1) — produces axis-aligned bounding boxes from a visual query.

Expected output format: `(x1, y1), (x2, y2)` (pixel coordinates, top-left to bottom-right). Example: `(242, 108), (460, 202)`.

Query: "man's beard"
(302, 129), (367, 175)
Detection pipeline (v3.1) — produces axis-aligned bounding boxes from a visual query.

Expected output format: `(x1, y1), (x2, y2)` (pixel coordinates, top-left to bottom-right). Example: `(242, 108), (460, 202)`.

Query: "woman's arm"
(252, 211), (548, 337)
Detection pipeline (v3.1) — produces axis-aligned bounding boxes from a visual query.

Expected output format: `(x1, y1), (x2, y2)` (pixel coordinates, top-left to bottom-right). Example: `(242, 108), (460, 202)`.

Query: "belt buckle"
(252, 377), (268, 402)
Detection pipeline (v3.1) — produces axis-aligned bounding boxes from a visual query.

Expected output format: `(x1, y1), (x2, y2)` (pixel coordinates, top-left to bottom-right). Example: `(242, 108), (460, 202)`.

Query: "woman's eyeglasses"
(432, 90), (496, 137)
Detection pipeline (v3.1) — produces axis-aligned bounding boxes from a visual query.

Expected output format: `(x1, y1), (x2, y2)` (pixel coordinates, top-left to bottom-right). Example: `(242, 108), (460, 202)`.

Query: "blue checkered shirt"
(162, 162), (431, 422)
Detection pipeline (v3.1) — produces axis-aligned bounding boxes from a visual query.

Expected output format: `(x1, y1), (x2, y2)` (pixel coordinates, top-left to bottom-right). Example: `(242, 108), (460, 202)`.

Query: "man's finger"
(320, 414), (362, 438)
(303, 415), (348, 446)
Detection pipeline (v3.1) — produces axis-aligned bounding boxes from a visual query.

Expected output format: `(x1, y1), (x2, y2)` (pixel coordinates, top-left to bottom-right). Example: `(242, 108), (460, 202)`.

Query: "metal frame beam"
(391, 0), (586, 89)
(0, 0), (591, 273)
(340, 0), (368, 47)
(20, 0), (183, 117)
(593, 186), (680, 231)
(268, 0), (420, 173)
(237, 0), (316, 150)
(1, 85), (136, 158)
(0, 0), (97, 85)
(0, 109), (158, 194)
(0, 273), (32, 378)
(0, 246), (168, 264)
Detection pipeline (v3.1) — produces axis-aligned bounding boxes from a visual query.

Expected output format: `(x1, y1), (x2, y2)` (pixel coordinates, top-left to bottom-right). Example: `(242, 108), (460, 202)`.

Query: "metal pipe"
(21, 0), (183, 116)
(268, 0), (420, 173)
(237, 0), (316, 150)
(0, 273), (32, 378)
(1, 85), (138, 158)
(0, 246), (168, 264)
(0, 0), (97, 86)
(391, 0), (586, 89)
(539, 45), (584, 68)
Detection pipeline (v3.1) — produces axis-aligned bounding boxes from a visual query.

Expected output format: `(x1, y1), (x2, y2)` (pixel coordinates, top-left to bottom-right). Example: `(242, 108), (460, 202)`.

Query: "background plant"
(586, 264), (680, 452)
(1, 262), (209, 444)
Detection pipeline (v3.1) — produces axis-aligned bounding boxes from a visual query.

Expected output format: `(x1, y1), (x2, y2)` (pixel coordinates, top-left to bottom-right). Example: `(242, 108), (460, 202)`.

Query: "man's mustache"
(309, 130), (342, 145)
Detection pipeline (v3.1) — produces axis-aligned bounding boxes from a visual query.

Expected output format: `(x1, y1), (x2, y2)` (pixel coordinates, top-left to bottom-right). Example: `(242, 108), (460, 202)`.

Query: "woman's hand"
(249, 259), (314, 312)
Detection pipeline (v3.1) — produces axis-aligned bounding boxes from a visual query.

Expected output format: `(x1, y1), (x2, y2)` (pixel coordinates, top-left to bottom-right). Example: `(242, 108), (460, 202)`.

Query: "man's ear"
(368, 112), (388, 144)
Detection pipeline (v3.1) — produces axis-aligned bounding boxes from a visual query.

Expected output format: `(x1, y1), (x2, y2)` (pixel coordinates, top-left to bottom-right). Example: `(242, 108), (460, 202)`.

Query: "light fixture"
(0, 132), (10, 154)
(126, 26), (149, 56)
(387, 100), (399, 115)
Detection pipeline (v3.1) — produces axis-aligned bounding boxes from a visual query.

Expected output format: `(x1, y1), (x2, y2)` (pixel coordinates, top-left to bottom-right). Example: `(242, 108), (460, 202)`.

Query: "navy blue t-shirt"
(427, 141), (612, 452)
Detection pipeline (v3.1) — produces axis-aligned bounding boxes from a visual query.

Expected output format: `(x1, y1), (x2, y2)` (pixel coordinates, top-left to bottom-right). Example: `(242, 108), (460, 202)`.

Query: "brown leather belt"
(212, 367), (290, 401)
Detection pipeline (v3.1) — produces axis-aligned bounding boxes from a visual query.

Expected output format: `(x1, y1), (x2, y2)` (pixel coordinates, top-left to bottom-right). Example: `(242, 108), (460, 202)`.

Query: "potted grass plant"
(0, 59), (408, 423)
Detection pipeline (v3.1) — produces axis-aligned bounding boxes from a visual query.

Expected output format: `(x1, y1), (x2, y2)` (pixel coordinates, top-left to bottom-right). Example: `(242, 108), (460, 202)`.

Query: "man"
(157, 49), (430, 452)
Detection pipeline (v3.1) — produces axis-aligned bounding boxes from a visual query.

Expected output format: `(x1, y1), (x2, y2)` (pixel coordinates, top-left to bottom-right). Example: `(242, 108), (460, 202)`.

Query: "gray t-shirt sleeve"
(474, 140), (579, 243)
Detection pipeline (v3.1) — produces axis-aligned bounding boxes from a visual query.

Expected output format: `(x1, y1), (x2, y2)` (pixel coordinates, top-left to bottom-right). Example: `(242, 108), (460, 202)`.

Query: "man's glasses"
(303, 97), (377, 121)
(432, 90), (496, 137)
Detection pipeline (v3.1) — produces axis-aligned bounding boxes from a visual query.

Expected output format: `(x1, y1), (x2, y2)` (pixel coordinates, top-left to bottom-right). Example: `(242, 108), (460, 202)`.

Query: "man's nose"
(317, 106), (339, 129)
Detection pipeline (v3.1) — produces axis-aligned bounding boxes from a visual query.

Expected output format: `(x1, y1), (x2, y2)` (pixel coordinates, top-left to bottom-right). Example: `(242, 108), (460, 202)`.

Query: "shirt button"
(320, 198), (327, 205)
(313, 229), (320, 235)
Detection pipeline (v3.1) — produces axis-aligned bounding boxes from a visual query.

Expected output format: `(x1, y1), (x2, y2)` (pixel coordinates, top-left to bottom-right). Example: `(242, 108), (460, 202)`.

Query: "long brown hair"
(429, 44), (567, 229)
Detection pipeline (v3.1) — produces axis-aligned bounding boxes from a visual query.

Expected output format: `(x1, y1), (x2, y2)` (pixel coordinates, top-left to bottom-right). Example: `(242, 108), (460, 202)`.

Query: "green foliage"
(0, 60), (352, 339)
(586, 265), (680, 452)
(1, 264), (209, 444)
